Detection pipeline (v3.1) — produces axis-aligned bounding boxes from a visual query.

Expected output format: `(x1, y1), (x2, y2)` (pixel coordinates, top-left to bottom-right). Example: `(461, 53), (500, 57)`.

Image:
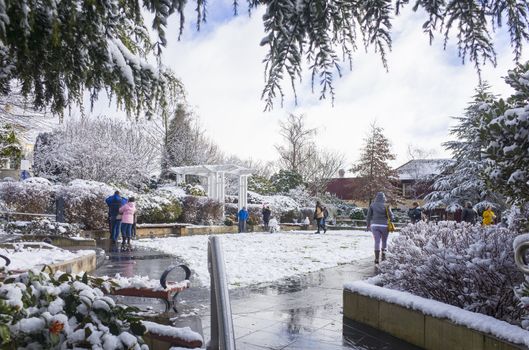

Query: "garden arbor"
(170, 164), (252, 214)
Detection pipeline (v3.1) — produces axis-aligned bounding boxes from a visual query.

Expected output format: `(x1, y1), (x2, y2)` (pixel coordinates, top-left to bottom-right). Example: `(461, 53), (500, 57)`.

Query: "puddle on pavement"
(93, 239), (418, 349)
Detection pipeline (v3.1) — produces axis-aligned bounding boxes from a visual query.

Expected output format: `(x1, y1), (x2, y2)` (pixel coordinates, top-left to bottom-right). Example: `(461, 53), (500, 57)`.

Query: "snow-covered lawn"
(135, 230), (378, 288)
(0, 243), (95, 270)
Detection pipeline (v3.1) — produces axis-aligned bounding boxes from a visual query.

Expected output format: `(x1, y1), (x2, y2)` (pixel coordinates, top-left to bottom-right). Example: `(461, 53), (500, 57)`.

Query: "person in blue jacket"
(105, 191), (127, 243)
(238, 206), (249, 233)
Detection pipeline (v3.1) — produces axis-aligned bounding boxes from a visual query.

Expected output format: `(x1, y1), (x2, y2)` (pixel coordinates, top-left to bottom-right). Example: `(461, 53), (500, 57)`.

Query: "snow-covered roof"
(395, 159), (452, 181)
(169, 164), (252, 176)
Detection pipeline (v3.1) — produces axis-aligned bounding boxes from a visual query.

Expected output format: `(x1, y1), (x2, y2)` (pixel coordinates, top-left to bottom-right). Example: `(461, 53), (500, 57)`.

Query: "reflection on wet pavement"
(94, 238), (421, 349)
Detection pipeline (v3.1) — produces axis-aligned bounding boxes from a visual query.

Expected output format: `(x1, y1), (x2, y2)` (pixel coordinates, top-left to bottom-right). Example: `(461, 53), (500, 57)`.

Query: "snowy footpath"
(135, 230), (378, 288)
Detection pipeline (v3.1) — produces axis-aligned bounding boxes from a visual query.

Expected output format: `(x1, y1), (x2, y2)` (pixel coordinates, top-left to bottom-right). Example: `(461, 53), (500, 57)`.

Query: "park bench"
(0, 254), (27, 280)
(109, 264), (192, 313)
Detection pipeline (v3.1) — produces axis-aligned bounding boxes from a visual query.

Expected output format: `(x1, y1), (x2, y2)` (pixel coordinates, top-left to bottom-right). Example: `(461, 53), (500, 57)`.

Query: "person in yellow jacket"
(482, 206), (496, 226)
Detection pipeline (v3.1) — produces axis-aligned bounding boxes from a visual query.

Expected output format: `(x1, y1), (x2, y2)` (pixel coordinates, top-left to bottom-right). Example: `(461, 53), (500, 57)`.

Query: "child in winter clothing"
(119, 197), (136, 247)
(482, 206), (496, 226)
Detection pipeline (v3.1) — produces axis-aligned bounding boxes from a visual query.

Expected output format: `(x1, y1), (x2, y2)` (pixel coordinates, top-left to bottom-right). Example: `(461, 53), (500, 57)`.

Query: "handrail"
(207, 236), (236, 350)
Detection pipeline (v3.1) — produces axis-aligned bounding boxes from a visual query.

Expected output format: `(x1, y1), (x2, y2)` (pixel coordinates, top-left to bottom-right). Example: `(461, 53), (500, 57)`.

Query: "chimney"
(338, 169), (345, 178)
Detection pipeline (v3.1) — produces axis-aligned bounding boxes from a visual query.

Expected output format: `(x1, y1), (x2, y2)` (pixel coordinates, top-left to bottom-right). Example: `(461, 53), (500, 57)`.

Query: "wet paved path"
(94, 239), (421, 350)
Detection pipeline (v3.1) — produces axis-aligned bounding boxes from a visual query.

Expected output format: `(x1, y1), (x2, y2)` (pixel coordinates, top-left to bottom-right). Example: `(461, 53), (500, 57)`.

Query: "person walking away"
(313, 201), (325, 234)
(408, 202), (422, 224)
(366, 192), (394, 265)
(119, 197), (136, 250)
(262, 205), (271, 231)
(322, 206), (329, 233)
(482, 206), (496, 226)
(238, 206), (249, 233)
(105, 191), (122, 243)
(461, 202), (477, 224)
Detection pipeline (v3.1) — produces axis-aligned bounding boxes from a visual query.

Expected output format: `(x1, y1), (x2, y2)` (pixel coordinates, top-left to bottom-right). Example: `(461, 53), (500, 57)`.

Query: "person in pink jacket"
(119, 197), (136, 248)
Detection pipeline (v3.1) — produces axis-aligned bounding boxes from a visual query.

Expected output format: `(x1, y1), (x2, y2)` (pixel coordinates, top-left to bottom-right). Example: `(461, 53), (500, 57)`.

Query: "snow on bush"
(377, 221), (523, 324)
(0, 177), (54, 215)
(136, 190), (182, 224)
(57, 180), (115, 230)
(4, 219), (80, 237)
(0, 270), (149, 349)
(179, 196), (223, 225)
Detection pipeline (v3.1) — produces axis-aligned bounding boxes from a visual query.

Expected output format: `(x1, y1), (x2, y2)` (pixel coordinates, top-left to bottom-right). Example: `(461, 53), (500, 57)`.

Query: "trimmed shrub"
(137, 200), (182, 224)
(247, 214), (259, 226)
(179, 196), (223, 225)
(4, 219), (81, 236)
(0, 178), (54, 215)
(378, 221), (523, 325)
(198, 199), (223, 225)
(350, 208), (365, 220)
(57, 180), (113, 230)
(280, 209), (301, 223)
(180, 196), (201, 224)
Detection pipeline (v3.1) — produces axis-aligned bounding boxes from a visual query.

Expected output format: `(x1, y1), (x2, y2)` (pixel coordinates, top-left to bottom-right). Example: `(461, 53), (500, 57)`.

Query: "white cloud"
(143, 4), (529, 169)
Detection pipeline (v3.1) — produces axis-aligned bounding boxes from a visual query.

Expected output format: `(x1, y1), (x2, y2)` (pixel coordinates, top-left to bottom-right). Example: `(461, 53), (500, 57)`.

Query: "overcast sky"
(95, 2), (527, 170)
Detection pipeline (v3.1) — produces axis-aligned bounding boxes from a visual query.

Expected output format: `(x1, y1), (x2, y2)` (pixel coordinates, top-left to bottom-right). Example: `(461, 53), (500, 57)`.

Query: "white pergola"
(170, 164), (253, 213)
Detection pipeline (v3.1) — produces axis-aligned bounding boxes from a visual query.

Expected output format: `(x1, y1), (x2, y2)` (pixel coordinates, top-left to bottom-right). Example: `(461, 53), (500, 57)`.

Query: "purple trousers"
(371, 225), (389, 251)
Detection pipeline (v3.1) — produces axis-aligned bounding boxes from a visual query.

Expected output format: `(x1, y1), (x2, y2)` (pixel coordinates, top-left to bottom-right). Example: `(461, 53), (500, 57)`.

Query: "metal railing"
(207, 236), (236, 350)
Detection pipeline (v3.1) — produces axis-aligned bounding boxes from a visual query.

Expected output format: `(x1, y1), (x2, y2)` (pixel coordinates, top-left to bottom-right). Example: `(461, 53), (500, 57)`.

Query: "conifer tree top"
(1, 0), (529, 114)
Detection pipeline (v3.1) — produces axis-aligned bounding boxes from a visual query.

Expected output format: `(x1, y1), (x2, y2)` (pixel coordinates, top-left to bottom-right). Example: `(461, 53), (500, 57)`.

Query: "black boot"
(127, 237), (131, 246)
(374, 250), (380, 264)
(381, 249), (386, 261)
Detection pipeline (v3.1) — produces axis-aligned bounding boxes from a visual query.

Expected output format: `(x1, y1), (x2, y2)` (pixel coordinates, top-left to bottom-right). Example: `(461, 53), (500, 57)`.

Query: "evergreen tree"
(483, 62), (529, 206)
(0, 123), (21, 168)
(160, 103), (222, 177)
(270, 170), (304, 193)
(248, 175), (276, 195)
(351, 122), (398, 204)
(425, 84), (506, 212)
(2, 1), (529, 113)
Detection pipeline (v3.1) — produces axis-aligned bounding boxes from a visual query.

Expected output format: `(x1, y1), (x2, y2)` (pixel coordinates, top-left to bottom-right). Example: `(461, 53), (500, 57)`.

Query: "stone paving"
(95, 239), (421, 349)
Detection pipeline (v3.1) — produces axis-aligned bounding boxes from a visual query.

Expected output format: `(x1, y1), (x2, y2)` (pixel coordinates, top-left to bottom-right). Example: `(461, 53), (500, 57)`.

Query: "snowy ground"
(135, 230), (380, 288)
(0, 243), (95, 270)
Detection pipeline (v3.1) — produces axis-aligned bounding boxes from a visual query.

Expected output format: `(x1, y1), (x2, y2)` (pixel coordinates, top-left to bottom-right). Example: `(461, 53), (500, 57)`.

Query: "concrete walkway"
(95, 239), (420, 349)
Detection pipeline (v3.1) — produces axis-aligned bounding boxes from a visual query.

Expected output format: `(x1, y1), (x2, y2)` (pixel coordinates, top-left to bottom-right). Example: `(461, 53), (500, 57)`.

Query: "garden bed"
(344, 281), (529, 349)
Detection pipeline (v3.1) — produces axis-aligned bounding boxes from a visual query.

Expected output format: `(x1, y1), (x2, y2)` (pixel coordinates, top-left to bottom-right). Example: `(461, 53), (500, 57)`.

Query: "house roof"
(395, 159), (452, 181)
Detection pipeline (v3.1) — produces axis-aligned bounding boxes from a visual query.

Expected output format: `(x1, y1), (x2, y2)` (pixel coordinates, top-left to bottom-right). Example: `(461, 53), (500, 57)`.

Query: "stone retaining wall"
(47, 251), (97, 274)
(343, 289), (527, 350)
(15, 235), (96, 247)
(84, 223), (321, 239)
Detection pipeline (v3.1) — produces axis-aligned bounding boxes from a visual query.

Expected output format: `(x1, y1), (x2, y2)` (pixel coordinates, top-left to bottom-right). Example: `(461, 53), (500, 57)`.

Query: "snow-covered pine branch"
(425, 84), (506, 212)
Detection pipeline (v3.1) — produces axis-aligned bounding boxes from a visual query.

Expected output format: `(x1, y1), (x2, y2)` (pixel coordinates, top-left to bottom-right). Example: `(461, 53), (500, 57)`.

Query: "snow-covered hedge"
(0, 178), (54, 215)
(4, 219), (80, 237)
(58, 180), (115, 230)
(377, 221), (523, 325)
(179, 196), (223, 225)
(135, 188), (183, 224)
(0, 270), (149, 349)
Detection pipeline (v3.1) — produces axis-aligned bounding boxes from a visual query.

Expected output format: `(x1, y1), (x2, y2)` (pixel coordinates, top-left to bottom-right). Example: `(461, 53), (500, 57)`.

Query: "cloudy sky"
(97, 2), (527, 170)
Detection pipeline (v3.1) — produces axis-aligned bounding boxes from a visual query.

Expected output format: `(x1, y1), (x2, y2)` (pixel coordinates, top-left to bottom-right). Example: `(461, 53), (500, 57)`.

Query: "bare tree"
(305, 148), (346, 195)
(33, 117), (159, 187)
(275, 114), (316, 176)
(351, 122), (398, 204)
